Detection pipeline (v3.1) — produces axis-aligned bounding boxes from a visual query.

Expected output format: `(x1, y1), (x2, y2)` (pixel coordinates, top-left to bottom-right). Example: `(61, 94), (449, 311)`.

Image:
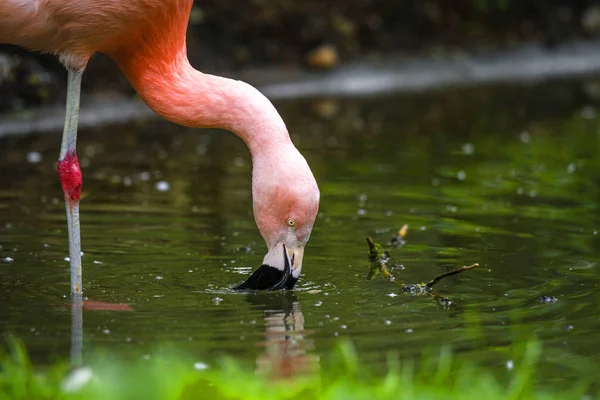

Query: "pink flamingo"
(0, 1), (320, 293)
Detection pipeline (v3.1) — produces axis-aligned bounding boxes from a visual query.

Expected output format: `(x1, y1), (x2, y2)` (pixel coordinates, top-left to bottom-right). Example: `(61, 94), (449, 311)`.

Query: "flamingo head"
(235, 144), (320, 290)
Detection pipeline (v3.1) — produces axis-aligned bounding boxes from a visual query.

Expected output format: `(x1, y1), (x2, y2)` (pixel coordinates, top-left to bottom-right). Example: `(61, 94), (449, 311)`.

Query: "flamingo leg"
(70, 293), (83, 366)
(57, 69), (84, 295)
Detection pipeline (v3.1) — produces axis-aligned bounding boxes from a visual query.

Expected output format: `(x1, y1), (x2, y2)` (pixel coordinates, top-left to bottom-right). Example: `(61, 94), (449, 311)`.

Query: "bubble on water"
(93, 260), (103, 265)
(357, 208), (366, 216)
(457, 170), (466, 181)
(567, 163), (576, 174)
(405, 328), (413, 333)
(139, 171), (151, 181)
(581, 106), (597, 120)
(539, 295), (558, 304)
(2, 257), (14, 263)
(384, 320), (392, 325)
(61, 367), (93, 393)
(315, 301), (323, 307)
(196, 144), (207, 155)
(461, 143), (475, 155)
(233, 157), (245, 167)
(84, 145), (96, 157)
(212, 297), (223, 305)
(102, 329), (110, 335)
(26, 151), (42, 164)
(64, 257), (70, 262)
(155, 181), (170, 192)
(506, 360), (514, 371)
(155, 276), (163, 280)
(194, 362), (209, 371)
(387, 293), (398, 298)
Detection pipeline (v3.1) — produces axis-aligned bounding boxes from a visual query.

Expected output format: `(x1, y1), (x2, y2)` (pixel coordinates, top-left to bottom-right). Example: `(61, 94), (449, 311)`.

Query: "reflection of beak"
(235, 241), (305, 291)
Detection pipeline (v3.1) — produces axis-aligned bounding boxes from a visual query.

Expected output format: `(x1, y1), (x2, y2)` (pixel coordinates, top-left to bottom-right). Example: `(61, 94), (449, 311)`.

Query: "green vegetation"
(366, 227), (479, 298)
(1, 339), (593, 400)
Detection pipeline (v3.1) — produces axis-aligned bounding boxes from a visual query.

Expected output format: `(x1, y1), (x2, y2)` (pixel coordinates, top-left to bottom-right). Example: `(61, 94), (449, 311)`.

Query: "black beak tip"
(234, 245), (298, 291)
(233, 264), (298, 291)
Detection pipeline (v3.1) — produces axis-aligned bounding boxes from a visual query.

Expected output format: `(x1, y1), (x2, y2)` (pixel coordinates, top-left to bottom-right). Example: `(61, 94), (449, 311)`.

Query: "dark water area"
(1, 80), (600, 387)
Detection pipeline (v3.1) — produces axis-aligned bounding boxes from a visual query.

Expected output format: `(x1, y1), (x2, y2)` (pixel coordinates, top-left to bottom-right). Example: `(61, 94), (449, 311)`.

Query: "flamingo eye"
(287, 218), (296, 227)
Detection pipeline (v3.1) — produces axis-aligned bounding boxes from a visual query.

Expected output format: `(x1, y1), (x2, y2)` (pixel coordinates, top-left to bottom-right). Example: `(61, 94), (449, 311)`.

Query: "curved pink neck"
(117, 52), (292, 156)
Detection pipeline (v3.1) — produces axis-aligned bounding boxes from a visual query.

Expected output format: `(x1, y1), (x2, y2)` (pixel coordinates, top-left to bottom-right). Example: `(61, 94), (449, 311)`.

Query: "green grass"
(0, 339), (593, 400)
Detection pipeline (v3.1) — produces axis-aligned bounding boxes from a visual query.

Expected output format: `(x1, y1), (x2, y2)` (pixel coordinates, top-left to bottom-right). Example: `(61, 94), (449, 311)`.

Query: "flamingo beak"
(234, 241), (304, 291)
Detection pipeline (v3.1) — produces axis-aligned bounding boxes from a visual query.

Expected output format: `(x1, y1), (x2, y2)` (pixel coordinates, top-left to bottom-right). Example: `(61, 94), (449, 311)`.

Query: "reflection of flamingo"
(252, 294), (319, 380)
(0, 1), (320, 293)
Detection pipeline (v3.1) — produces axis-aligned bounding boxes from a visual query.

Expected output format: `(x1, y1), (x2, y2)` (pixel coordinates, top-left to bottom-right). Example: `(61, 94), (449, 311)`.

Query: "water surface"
(1, 80), (600, 386)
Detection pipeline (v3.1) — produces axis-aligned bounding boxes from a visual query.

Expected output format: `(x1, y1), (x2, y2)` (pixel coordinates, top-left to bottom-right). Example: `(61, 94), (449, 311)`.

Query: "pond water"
(1, 80), (600, 386)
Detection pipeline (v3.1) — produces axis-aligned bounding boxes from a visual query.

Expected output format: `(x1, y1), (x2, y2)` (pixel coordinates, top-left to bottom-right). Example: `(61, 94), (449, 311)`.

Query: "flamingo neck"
(117, 53), (292, 156)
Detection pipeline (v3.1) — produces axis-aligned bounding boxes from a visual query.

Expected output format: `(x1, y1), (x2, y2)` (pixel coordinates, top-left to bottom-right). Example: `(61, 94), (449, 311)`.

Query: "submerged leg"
(70, 293), (83, 366)
(57, 69), (84, 295)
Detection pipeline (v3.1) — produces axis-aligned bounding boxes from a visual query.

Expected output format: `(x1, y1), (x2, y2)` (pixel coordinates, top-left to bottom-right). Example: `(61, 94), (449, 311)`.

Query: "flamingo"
(0, 0), (320, 293)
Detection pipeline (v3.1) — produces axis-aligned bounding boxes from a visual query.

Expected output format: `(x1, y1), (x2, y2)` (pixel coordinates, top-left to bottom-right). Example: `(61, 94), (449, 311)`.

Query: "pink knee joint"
(57, 152), (83, 204)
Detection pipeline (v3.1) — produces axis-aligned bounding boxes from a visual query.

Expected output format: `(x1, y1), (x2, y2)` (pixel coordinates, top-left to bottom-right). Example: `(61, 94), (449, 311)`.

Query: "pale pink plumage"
(0, 0), (320, 287)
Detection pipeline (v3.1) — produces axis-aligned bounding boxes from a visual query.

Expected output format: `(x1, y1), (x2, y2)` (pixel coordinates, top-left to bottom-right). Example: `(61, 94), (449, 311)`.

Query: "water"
(1, 80), (600, 386)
